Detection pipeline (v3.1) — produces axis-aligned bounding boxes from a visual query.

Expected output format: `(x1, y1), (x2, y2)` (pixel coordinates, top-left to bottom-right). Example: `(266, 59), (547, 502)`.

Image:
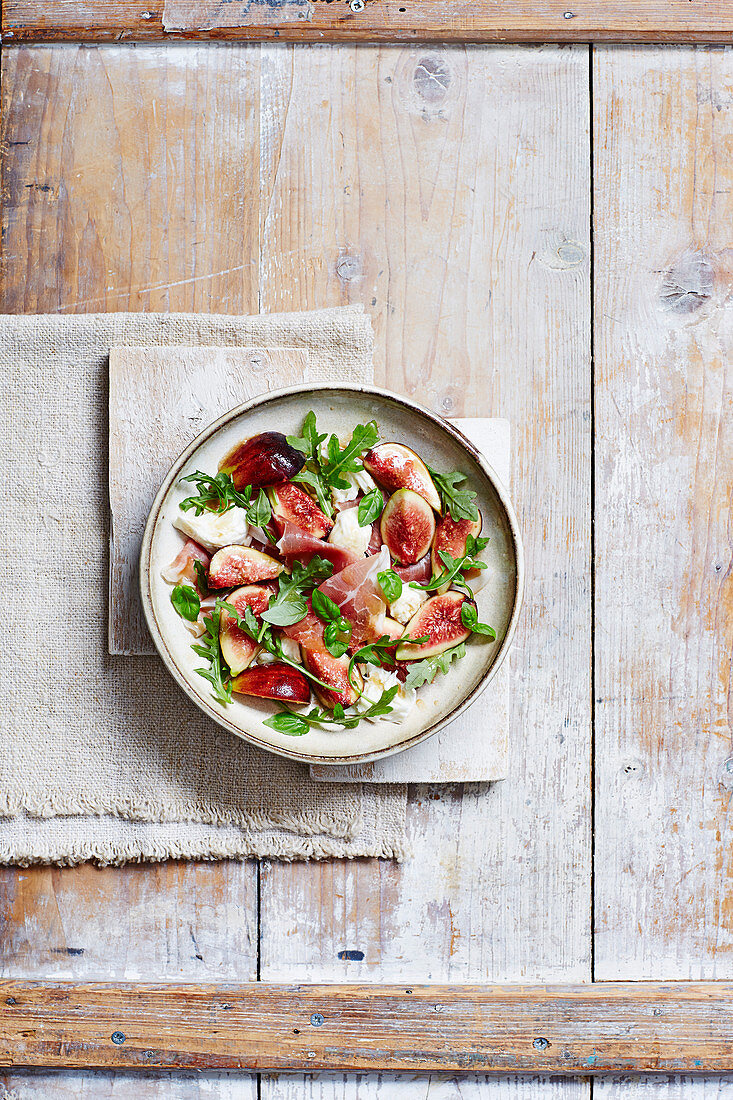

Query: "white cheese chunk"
(328, 506), (371, 557)
(389, 583), (428, 625)
(173, 506), (250, 552)
(331, 467), (378, 505)
(354, 665), (416, 724)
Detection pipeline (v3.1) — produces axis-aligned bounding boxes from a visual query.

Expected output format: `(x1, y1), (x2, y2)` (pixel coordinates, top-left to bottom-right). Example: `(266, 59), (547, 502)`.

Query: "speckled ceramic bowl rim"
(140, 383), (524, 766)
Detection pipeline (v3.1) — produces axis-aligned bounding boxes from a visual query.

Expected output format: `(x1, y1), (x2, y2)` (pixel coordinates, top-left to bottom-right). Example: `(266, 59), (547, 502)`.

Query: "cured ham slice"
(162, 539), (210, 585)
(317, 546), (390, 649)
(276, 520), (360, 573)
(394, 554), (433, 585)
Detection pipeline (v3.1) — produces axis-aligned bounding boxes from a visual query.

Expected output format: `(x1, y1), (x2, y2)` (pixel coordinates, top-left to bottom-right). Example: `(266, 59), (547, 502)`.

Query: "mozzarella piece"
(328, 506), (371, 557)
(173, 507), (250, 552)
(389, 583), (428, 625)
(354, 665), (416, 724)
(331, 467), (378, 504)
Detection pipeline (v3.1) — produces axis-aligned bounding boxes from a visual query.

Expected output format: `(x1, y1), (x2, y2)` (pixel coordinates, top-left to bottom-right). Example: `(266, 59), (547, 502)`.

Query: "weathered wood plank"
(4, 981), (733, 1074)
(0, 43), (262, 1100)
(593, 46), (733, 980)
(258, 37), (591, 1099)
(4, 0), (733, 44)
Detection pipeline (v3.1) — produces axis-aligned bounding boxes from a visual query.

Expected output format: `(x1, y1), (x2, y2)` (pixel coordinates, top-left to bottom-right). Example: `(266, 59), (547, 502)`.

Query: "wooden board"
(108, 345), (310, 655)
(593, 46), (733, 982)
(257, 37), (592, 1100)
(4, 981), (733, 1074)
(4, 0), (733, 43)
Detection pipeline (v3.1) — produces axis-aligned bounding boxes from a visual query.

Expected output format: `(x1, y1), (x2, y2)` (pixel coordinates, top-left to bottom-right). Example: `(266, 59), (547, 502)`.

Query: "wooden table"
(1, 32), (731, 1099)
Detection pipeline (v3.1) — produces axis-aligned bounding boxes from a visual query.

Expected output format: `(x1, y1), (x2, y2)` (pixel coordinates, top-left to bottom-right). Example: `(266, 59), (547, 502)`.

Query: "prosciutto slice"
(394, 553), (432, 585)
(317, 546), (390, 649)
(162, 539), (210, 585)
(276, 520), (360, 573)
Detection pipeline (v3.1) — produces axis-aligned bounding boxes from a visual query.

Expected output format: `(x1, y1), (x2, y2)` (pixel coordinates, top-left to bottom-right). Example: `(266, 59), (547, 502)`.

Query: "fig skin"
(363, 443), (441, 513)
(219, 584), (271, 675)
(431, 511), (483, 594)
(231, 663), (310, 704)
(270, 482), (333, 540)
(219, 431), (305, 490)
(380, 489), (436, 566)
(302, 646), (364, 709)
(396, 591), (472, 660)
(208, 545), (283, 589)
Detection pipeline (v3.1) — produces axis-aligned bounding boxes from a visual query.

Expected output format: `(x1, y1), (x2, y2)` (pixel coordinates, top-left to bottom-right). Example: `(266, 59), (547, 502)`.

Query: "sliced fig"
(363, 443), (441, 513)
(231, 663), (310, 704)
(219, 584), (271, 675)
(431, 511), (483, 593)
(380, 489), (436, 566)
(378, 615), (405, 642)
(302, 646), (363, 710)
(270, 482), (333, 539)
(208, 545), (283, 589)
(219, 431), (305, 490)
(396, 591), (472, 660)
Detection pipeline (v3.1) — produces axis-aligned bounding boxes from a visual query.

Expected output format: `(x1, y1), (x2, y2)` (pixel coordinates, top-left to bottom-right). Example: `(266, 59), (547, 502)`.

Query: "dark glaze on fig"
(219, 431), (305, 489)
(231, 663), (311, 704)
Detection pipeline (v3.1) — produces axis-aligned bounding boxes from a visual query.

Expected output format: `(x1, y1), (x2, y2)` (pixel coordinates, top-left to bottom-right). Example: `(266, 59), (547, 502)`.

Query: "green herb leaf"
(193, 560), (210, 597)
(260, 556), (334, 628)
(287, 411), (327, 462)
(191, 607), (232, 706)
(246, 487), (272, 530)
(321, 421), (379, 490)
(358, 487), (384, 527)
(403, 643), (467, 690)
(171, 584), (201, 622)
(377, 569), (403, 603)
(411, 534), (489, 594)
(263, 686), (398, 734)
(427, 466), (479, 523)
(311, 589), (342, 623)
(323, 621), (350, 658)
(291, 467), (334, 518)
(460, 602), (496, 639)
(179, 470), (251, 515)
(358, 684), (400, 720)
(263, 711), (311, 737)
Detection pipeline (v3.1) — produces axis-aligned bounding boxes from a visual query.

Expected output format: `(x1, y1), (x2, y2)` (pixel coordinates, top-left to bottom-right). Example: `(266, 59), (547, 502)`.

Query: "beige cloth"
(0, 308), (408, 865)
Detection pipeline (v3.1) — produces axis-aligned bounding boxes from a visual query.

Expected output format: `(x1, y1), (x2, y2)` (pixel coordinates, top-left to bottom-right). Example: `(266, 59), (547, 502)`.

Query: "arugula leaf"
(291, 468), (334, 518)
(171, 584), (200, 622)
(191, 607), (232, 706)
(321, 421), (379, 491)
(377, 568), (403, 603)
(427, 466), (480, 523)
(193, 560), (210, 597)
(403, 643), (467, 690)
(460, 602), (496, 640)
(263, 686), (399, 735)
(287, 411), (327, 463)
(358, 487), (384, 527)
(411, 534), (489, 594)
(260, 556), (334, 628)
(179, 470), (251, 515)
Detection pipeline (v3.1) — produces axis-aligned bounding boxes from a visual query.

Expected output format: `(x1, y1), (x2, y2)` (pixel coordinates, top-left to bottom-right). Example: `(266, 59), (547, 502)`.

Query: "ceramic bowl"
(140, 384), (523, 765)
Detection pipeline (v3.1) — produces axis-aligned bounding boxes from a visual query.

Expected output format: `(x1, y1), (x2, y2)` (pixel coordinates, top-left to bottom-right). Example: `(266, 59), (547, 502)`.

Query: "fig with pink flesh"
(396, 591), (472, 660)
(380, 489), (436, 566)
(302, 646), (364, 709)
(270, 482), (333, 540)
(219, 584), (271, 675)
(431, 511), (483, 593)
(208, 545), (283, 589)
(231, 663), (310, 704)
(363, 443), (441, 513)
(219, 431), (305, 490)
(378, 615), (405, 642)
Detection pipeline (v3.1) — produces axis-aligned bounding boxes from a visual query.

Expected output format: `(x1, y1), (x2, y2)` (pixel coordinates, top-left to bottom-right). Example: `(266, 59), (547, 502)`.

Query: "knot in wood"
(336, 253), (362, 283)
(660, 251), (714, 314)
(413, 55), (452, 106)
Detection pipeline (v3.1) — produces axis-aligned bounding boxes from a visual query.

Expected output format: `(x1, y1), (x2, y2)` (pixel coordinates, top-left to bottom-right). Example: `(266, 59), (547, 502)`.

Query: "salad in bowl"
(141, 385), (521, 764)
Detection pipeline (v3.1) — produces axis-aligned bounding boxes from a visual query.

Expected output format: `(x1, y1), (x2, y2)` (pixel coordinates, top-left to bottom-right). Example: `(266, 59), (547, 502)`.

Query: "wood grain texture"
(4, 981), (733, 1074)
(109, 345), (310, 654)
(258, 37), (591, 1099)
(593, 46), (733, 980)
(4, 0), (733, 43)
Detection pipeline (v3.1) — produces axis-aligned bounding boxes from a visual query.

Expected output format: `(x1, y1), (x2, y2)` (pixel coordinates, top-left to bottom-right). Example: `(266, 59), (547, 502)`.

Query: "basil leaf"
(460, 602), (496, 639)
(246, 488), (271, 529)
(358, 488), (384, 527)
(312, 589), (342, 623)
(377, 569), (403, 603)
(193, 559), (210, 596)
(261, 590), (308, 627)
(171, 584), (200, 622)
(324, 621), (350, 658)
(263, 711), (310, 736)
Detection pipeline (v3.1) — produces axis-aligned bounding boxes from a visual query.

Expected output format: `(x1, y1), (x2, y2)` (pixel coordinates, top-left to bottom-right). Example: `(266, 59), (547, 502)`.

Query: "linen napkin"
(0, 308), (408, 865)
